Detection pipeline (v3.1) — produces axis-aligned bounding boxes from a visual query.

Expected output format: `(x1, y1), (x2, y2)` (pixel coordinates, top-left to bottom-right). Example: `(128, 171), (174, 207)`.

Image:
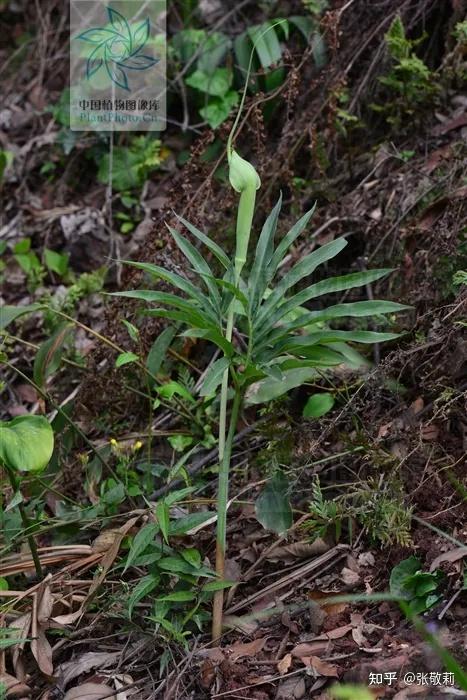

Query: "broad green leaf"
(200, 92), (239, 129)
(279, 329), (400, 353)
(245, 367), (318, 405)
(248, 22), (283, 68)
(115, 351), (139, 368)
(156, 501), (170, 545)
(145, 308), (220, 334)
(33, 323), (73, 387)
(146, 326), (176, 379)
(256, 300), (410, 348)
(257, 269), (394, 335)
(249, 194), (282, 312)
(255, 471), (292, 534)
(157, 590), (196, 602)
(196, 32), (231, 74)
(202, 579), (235, 592)
(44, 248), (69, 276)
(128, 574), (160, 618)
(389, 556), (421, 599)
(303, 392), (335, 418)
(175, 215), (230, 269)
(113, 289), (218, 329)
(167, 225), (221, 308)
(0, 304), (44, 330)
(199, 357), (230, 396)
(181, 548), (201, 568)
(179, 327), (235, 357)
(157, 380), (195, 403)
(329, 685), (374, 700)
(234, 33), (260, 93)
(122, 319), (139, 342)
(120, 260), (217, 322)
(168, 512), (215, 536)
(0, 415), (54, 473)
(124, 522), (160, 572)
(157, 556), (204, 575)
(185, 67), (232, 97)
(259, 237), (348, 323)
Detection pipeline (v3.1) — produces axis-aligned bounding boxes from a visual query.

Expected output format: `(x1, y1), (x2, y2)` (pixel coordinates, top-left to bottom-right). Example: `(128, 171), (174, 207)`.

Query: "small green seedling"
(390, 556), (444, 614)
(0, 415), (54, 578)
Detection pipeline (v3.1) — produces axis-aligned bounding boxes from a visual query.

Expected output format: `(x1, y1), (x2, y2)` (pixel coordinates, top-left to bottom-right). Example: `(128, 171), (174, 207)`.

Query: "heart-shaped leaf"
(0, 415), (54, 473)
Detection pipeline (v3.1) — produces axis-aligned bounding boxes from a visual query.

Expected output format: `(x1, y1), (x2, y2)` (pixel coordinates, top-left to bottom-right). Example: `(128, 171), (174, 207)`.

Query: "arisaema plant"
(113, 26), (409, 640)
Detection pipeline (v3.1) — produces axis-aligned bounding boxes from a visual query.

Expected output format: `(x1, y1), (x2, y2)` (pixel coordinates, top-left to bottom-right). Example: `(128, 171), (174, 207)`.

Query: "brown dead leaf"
(228, 637), (266, 661)
(0, 672), (31, 698)
(314, 623), (353, 641)
(268, 539), (330, 564)
(57, 651), (121, 688)
(358, 552), (375, 567)
(63, 683), (116, 700)
(308, 590), (347, 616)
(410, 397), (424, 415)
(275, 675), (305, 699)
(15, 384), (38, 403)
(196, 647), (225, 663)
(341, 567), (360, 586)
(429, 547), (467, 572)
(31, 627), (53, 676)
(277, 653), (292, 675)
(200, 659), (216, 689)
(53, 517), (139, 625)
(377, 422), (392, 438)
(420, 423), (439, 441)
(432, 112), (467, 135)
(291, 641), (331, 660)
(307, 655), (338, 677)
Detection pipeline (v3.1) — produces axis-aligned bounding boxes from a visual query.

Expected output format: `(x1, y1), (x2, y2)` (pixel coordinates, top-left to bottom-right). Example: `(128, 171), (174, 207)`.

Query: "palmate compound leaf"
(0, 415), (54, 473)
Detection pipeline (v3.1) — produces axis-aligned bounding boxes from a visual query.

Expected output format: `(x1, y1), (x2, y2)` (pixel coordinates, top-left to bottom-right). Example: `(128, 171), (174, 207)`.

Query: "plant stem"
(5, 466), (43, 579)
(212, 384), (242, 640)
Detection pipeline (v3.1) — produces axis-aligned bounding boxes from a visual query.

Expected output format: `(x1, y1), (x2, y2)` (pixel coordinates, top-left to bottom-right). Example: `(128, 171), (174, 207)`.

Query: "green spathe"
(0, 415), (54, 473)
(228, 149), (261, 281)
(228, 149), (261, 193)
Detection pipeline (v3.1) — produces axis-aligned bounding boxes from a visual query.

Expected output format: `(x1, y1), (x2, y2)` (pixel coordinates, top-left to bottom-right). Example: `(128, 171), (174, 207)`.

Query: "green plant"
(0, 415), (54, 577)
(97, 135), (163, 191)
(172, 17), (325, 129)
(390, 556), (444, 614)
(371, 16), (437, 127)
(307, 476), (412, 546)
(114, 26), (408, 638)
(0, 149), (13, 183)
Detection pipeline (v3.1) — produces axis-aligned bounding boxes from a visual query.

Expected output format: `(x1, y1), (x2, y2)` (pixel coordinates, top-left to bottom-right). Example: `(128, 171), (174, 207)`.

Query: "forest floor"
(0, 0), (466, 698)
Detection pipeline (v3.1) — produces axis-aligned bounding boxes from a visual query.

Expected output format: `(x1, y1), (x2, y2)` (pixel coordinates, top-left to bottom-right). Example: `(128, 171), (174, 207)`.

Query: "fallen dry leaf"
(267, 539), (330, 564)
(275, 675), (306, 699)
(308, 590), (348, 615)
(0, 672), (31, 698)
(277, 653), (292, 675)
(429, 546), (467, 572)
(341, 567), (360, 586)
(63, 683), (116, 700)
(57, 651), (121, 689)
(420, 423), (439, 441)
(228, 637), (266, 661)
(307, 655), (338, 677)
